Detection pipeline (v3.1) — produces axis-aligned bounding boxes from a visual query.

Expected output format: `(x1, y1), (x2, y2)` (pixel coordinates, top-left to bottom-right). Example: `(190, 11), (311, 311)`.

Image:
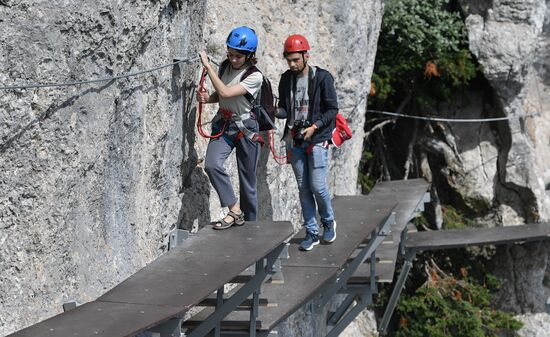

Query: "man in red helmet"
(276, 34), (338, 251)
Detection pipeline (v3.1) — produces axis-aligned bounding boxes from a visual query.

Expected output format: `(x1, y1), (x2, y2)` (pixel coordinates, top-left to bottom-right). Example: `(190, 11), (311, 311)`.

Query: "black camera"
(292, 119), (312, 145)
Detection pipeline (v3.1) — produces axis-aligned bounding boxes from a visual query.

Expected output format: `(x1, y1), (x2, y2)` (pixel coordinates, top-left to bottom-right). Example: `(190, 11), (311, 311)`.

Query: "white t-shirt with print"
(293, 73), (309, 122)
(218, 65), (263, 117)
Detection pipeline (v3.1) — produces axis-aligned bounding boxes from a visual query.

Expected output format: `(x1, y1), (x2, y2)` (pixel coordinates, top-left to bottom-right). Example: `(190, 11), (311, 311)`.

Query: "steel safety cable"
(0, 56), (200, 90)
(365, 109), (540, 122)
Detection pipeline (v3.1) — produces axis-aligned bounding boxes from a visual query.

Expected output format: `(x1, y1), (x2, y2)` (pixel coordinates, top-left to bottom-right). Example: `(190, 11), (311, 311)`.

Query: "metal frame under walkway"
(378, 221), (550, 335)
(16, 179), (547, 337)
(179, 179), (432, 337)
(7, 220), (294, 337)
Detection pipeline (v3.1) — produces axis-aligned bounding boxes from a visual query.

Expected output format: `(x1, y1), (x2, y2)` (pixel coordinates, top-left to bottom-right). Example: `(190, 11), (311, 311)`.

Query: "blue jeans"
(290, 144), (335, 235)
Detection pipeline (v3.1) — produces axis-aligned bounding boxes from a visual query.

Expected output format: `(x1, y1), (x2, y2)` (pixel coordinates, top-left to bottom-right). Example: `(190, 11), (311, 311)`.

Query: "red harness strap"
(306, 141), (329, 155)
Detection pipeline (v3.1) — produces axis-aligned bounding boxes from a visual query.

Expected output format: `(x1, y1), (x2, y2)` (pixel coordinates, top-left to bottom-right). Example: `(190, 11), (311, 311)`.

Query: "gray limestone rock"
(0, 0), (206, 334)
(458, 0), (550, 329)
(0, 0), (383, 335)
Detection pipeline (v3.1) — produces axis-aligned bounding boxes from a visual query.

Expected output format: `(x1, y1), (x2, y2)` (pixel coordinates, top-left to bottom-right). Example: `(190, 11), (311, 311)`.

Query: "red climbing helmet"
(283, 34), (310, 55)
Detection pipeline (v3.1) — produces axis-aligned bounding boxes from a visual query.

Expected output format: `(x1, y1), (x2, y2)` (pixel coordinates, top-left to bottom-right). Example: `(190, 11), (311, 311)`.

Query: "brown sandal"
(212, 211), (245, 230)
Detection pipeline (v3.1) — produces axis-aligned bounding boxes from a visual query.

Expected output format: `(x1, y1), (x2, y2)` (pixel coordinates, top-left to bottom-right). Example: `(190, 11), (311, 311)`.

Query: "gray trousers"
(204, 120), (260, 221)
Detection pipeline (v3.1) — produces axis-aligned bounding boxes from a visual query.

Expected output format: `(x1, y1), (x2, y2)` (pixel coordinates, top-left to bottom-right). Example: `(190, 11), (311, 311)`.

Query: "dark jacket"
(276, 66), (338, 144)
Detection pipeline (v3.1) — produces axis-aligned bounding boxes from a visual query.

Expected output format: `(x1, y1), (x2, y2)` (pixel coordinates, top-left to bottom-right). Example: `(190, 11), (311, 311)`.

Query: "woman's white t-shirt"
(218, 65), (263, 117)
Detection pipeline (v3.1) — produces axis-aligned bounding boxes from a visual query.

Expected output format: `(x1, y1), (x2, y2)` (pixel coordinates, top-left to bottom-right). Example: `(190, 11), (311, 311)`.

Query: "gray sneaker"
(322, 220), (337, 243)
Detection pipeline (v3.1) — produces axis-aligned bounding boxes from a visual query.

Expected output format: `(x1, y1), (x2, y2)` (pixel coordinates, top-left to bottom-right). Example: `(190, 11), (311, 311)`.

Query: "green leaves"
(395, 268), (523, 336)
(371, 0), (478, 110)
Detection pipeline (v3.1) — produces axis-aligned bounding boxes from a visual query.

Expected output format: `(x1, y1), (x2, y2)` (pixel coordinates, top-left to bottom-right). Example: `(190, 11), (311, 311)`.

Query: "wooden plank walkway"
(379, 221), (550, 335)
(8, 221), (293, 337)
(350, 179), (430, 284)
(183, 196), (398, 334)
(263, 196), (397, 331)
(8, 178), (438, 337)
(406, 222), (550, 251)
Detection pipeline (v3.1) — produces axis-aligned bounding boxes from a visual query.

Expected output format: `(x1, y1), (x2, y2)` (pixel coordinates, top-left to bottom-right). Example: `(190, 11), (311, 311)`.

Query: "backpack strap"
(241, 66), (260, 104)
(218, 59), (230, 78)
(241, 67), (278, 132)
(222, 63), (262, 142)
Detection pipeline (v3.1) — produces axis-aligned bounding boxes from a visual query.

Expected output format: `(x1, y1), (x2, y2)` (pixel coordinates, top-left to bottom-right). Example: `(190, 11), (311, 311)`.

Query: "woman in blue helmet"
(198, 26), (263, 229)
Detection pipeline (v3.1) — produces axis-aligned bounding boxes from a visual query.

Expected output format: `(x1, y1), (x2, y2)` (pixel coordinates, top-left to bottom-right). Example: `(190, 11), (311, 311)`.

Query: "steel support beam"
(214, 288), (224, 337)
(148, 317), (182, 337)
(327, 293), (356, 327)
(186, 243), (285, 337)
(168, 229), (189, 250)
(320, 211), (395, 306)
(326, 289), (372, 337)
(378, 250), (417, 335)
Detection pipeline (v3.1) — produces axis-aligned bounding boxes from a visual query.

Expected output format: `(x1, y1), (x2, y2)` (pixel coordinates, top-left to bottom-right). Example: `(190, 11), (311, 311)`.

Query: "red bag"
(331, 113), (352, 147)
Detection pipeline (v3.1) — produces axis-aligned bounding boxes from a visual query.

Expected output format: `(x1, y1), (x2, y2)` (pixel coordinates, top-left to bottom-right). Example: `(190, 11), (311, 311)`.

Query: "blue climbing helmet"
(226, 26), (258, 53)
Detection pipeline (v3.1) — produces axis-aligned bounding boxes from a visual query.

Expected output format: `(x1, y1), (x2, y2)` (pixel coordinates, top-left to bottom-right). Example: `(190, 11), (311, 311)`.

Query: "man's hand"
(302, 125), (317, 140)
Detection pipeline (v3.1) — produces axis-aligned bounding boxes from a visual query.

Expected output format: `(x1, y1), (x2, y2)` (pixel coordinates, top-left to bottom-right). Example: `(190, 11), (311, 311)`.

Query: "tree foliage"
(360, 0), (481, 190)
(395, 265), (522, 337)
(370, 0), (477, 110)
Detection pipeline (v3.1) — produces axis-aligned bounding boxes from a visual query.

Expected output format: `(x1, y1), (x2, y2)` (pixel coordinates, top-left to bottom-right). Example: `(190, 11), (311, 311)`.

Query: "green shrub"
(413, 205), (475, 230)
(396, 206), (521, 336)
(395, 268), (523, 337)
(441, 205), (475, 229)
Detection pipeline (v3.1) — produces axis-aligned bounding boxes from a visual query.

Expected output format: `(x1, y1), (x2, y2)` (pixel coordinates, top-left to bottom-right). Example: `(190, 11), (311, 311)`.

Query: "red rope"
(197, 67), (226, 139)
(267, 129), (288, 165)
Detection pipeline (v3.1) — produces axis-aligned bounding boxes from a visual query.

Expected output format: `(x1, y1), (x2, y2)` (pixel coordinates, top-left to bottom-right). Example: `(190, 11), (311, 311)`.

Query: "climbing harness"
(196, 64), (289, 165)
(196, 66), (262, 143)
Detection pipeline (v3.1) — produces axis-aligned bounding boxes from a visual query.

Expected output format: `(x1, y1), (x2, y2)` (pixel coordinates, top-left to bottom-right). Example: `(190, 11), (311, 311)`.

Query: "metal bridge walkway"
(7, 178), (442, 337)
(378, 213), (550, 335)
(7, 221), (294, 337)
(181, 179), (431, 337)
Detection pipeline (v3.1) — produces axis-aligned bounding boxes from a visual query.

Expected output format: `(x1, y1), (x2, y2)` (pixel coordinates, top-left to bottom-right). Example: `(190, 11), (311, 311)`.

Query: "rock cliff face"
(456, 0), (550, 224)
(0, 0), (206, 334)
(455, 0), (550, 317)
(0, 0), (382, 335)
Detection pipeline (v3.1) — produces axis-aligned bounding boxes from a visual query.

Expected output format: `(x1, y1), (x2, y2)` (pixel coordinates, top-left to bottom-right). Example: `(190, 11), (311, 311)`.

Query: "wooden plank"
(348, 238), (399, 284)
(283, 196), (396, 268)
(406, 223), (550, 251)
(199, 297), (271, 308)
(198, 283), (274, 308)
(349, 239), (399, 263)
(258, 266), (339, 330)
(347, 180), (429, 286)
(348, 261), (396, 284)
(370, 179), (430, 236)
(7, 301), (182, 337)
(183, 266), (338, 333)
(183, 310), (263, 330)
(370, 178), (429, 193)
(99, 221), (293, 308)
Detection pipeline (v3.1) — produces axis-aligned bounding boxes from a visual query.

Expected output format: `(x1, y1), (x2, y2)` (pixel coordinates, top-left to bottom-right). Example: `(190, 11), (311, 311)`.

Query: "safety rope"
(267, 129), (288, 165)
(196, 62), (288, 166)
(0, 57), (200, 90)
(196, 67), (227, 139)
(366, 109), (540, 122)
